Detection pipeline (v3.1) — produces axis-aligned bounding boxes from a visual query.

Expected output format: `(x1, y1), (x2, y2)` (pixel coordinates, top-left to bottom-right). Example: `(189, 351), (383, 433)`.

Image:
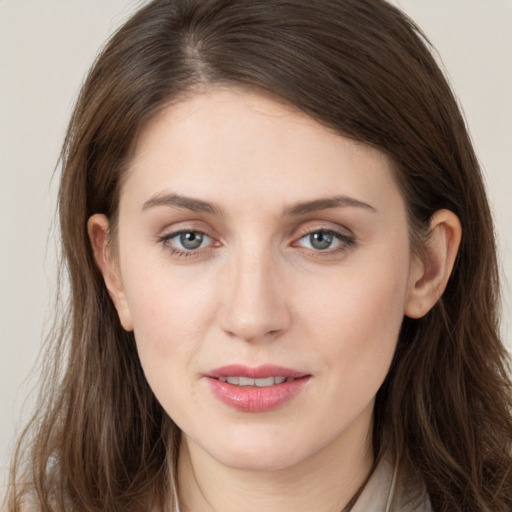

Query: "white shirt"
(350, 456), (432, 512)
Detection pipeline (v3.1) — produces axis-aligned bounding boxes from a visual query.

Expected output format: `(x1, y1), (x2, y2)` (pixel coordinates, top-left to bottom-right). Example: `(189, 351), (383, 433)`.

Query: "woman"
(7, 0), (512, 511)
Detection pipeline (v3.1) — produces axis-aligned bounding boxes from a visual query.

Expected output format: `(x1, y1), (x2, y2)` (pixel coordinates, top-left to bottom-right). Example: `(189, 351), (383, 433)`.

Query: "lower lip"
(206, 377), (310, 412)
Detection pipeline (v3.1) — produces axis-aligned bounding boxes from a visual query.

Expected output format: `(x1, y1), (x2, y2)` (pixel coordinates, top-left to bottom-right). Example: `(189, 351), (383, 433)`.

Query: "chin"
(197, 424), (323, 473)
(216, 446), (302, 472)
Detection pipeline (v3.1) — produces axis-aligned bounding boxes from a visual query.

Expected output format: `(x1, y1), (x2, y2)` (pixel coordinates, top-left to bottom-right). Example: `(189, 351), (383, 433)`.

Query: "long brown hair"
(8, 1), (512, 511)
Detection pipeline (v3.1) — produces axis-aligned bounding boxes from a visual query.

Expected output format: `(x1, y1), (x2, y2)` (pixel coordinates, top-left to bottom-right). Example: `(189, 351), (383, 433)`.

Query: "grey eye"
(178, 231), (206, 250)
(296, 230), (348, 252)
(307, 231), (335, 250)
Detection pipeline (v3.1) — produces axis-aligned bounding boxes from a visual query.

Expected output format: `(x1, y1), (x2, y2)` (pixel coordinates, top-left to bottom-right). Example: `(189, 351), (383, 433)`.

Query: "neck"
(177, 404), (374, 512)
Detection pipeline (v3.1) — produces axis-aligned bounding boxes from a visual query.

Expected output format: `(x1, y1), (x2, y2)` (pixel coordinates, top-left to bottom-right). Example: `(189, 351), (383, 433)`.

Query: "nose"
(218, 248), (291, 343)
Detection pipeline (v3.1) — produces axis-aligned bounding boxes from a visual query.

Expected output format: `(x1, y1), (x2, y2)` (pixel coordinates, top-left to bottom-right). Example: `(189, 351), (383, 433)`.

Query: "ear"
(405, 209), (462, 319)
(87, 214), (134, 331)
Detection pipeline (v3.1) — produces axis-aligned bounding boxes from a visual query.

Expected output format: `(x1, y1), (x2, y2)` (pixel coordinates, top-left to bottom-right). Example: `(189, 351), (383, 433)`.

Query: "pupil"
(180, 232), (203, 250)
(310, 232), (332, 250)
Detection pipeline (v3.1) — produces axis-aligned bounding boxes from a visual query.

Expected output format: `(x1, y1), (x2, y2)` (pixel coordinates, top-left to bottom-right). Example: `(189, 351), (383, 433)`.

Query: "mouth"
(217, 376), (295, 387)
(205, 365), (311, 412)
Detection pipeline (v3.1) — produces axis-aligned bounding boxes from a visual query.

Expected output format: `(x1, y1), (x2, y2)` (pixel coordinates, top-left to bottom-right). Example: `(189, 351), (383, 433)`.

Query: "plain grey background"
(1, 0), (511, 495)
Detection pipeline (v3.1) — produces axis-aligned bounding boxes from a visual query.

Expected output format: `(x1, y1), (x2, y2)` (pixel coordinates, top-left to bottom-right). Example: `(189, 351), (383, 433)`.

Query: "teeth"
(218, 376), (289, 387)
(255, 377), (274, 387)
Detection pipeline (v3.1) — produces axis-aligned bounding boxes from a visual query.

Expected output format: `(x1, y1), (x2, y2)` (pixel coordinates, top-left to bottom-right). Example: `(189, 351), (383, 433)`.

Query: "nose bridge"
(219, 240), (289, 342)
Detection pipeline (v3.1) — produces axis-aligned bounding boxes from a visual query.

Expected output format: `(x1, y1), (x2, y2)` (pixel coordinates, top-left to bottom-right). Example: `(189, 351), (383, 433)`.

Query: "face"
(97, 88), (423, 472)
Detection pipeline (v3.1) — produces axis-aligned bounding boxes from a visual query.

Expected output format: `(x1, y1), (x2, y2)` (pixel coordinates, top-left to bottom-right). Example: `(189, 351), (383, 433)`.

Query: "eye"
(160, 230), (213, 252)
(295, 229), (353, 252)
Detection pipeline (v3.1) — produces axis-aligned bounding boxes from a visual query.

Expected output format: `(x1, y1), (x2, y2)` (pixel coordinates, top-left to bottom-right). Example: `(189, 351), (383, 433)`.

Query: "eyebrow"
(284, 195), (377, 215)
(142, 193), (224, 215)
(141, 192), (376, 216)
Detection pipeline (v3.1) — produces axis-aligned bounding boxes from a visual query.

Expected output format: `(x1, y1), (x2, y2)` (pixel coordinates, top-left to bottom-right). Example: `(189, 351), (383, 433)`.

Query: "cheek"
(298, 252), (410, 382)
(120, 256), (221, 378)
(121, 271), (219, 419)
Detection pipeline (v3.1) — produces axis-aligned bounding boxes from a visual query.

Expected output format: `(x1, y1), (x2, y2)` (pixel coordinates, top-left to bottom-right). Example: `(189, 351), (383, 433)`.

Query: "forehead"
(121, 88), (403, 216)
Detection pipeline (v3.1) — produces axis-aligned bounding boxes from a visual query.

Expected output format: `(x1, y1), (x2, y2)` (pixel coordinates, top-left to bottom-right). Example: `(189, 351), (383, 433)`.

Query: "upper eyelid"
(160, 227), (210, 238)
(157, 223), (215, 240)
(297, 226), (351, 235)
(293, 229), (354, 246)
(293, 222), (355, 239)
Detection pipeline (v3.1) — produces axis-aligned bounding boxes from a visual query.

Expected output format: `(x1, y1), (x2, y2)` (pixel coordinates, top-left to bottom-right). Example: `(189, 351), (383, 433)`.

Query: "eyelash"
(294, 229), (355, 256)
(158, 229), (214, 259)
(157, 227), (355, 259)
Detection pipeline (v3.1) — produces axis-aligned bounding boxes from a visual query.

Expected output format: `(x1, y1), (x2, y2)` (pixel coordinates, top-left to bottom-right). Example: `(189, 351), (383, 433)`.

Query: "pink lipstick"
(205, 364), (310, 412)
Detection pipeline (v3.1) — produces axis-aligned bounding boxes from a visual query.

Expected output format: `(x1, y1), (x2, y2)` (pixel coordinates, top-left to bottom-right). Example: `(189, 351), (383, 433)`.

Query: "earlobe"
(87, 214), (134, 331)
(405, 209), (462, 319)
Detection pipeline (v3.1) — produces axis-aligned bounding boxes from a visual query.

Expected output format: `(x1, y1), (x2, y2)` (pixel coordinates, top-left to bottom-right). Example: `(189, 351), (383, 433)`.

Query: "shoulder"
(350, 454), (432, 512)
(392, 461), (432, 512)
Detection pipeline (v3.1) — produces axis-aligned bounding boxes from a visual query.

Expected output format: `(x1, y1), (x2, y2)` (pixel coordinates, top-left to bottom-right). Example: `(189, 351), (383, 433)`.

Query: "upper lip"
(205, 364), (308, 379)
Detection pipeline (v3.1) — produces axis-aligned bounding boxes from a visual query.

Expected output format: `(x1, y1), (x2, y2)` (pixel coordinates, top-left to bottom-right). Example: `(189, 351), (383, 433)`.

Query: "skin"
(89, 88), (461, 512)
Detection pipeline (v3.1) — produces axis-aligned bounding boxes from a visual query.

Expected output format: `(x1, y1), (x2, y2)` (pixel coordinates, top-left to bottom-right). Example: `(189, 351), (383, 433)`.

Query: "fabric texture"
(349, 455), (432, 512)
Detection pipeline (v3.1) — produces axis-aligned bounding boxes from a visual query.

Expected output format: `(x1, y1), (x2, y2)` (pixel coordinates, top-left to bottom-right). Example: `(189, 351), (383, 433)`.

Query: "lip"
(205, 364), (311, 413)
(206, 364), (308, 380)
